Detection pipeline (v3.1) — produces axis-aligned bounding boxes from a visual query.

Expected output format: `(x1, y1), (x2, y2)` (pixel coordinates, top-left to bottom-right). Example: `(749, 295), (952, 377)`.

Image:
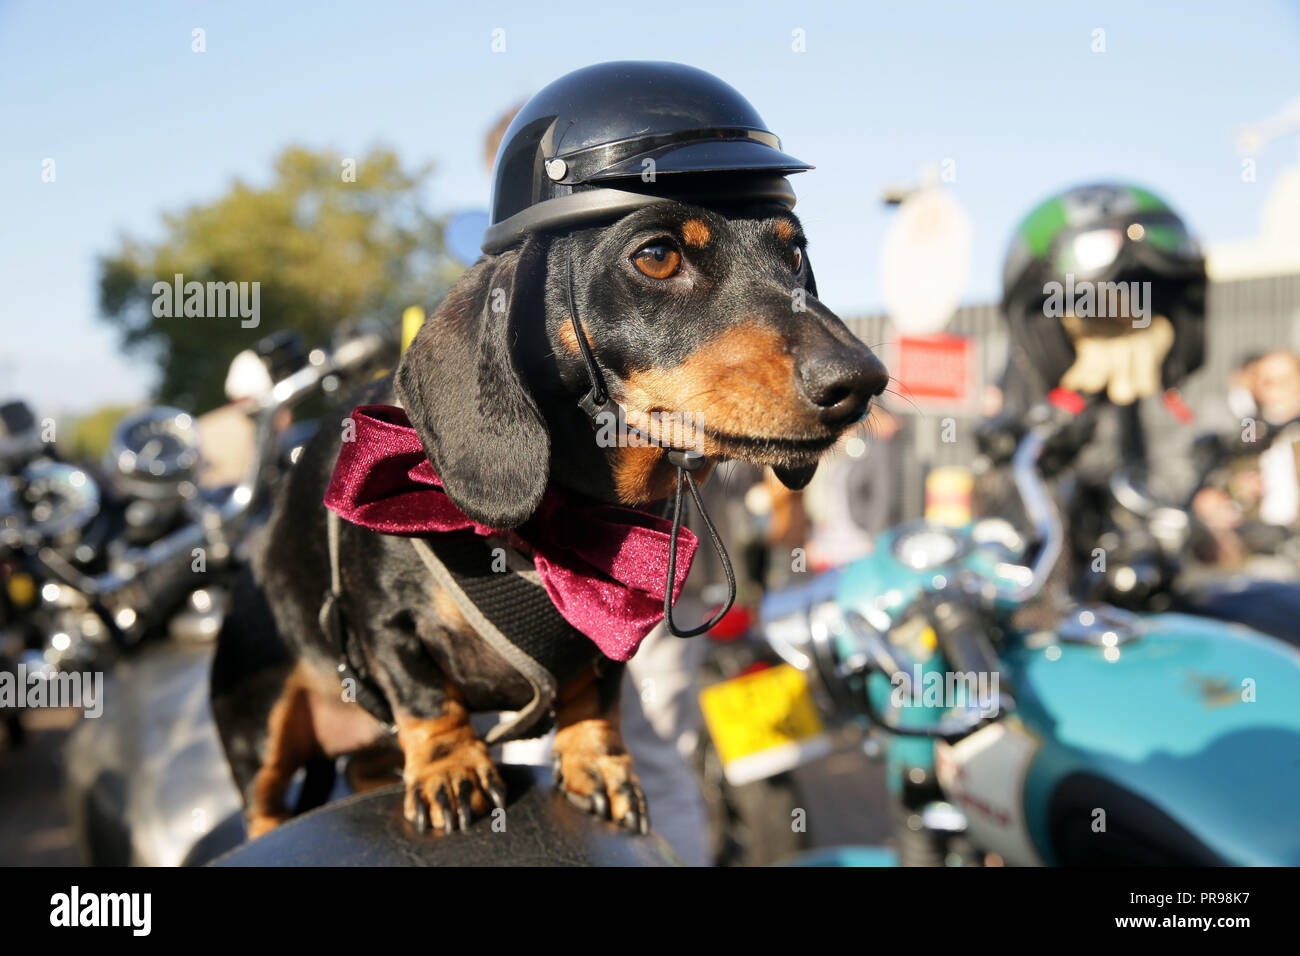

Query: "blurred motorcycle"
(690, 595), (820, 866)
(760, 396), (1300, 865)
(0, 398), (51, 745)
(54, 323), (396, 865)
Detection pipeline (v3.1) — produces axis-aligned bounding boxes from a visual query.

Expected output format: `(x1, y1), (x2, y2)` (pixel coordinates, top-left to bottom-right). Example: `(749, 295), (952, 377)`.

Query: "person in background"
(976, 182), (1208, 608)
(1193, 349), (1300, 566)
(196, 347), (285, 488)
(1254, 351), (1300, 523)
(1227, 352), (1265, 424)
(990, 184), (1206, 489)
(801, 405), (904, 571)
(739, 465), (809, 586)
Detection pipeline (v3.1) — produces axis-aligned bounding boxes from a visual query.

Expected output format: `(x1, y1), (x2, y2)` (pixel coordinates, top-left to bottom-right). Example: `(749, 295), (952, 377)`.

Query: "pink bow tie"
(323, 404), (698, 661)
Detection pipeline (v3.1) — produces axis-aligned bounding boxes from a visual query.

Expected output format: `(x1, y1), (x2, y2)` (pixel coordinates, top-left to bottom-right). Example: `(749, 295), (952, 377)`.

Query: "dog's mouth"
(617, 404), (858, 468)
(699, 426), (838, 465)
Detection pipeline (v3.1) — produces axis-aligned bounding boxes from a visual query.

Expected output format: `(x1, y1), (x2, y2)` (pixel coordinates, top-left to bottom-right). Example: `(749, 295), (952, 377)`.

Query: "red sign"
(891, 333), (977, 410)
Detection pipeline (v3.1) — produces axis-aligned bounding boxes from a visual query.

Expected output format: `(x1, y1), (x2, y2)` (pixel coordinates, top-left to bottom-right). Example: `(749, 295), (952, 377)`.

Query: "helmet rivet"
(545, 158), (567, 181)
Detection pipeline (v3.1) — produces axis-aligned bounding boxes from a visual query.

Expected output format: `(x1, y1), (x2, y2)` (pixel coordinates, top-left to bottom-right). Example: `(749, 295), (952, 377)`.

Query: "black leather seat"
(197, 765), (678, 867)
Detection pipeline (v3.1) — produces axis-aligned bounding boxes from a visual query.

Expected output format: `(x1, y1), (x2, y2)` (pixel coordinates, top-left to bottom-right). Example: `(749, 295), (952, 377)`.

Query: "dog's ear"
(396, 236), (549, 528)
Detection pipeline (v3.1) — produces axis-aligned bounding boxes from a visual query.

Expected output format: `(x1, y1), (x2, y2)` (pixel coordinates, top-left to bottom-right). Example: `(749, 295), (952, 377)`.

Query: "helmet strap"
(563, 250), (735, 638)
(564, 251), (620, 424)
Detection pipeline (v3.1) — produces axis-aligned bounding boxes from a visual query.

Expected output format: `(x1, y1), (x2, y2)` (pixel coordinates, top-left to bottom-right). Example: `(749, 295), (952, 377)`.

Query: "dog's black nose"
(797, 348), (889, 426)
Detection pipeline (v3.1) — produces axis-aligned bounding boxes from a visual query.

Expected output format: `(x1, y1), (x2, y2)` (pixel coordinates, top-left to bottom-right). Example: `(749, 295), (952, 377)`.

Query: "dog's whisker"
(883, 380), (921, 415)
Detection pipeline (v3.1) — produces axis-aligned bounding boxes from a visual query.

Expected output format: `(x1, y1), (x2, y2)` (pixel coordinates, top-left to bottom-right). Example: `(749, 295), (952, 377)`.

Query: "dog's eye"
(792, 244), (805, 274)
(631, 243), (682, 280)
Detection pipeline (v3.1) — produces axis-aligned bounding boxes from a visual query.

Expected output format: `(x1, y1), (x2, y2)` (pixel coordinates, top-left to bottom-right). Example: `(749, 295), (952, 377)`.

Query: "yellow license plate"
(699, 664), (829, 785)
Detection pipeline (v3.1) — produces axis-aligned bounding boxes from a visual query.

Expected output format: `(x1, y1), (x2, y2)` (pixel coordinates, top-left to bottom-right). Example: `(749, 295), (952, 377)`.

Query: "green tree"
(98, 145), (455, 412)
(64, 404), (138, 462)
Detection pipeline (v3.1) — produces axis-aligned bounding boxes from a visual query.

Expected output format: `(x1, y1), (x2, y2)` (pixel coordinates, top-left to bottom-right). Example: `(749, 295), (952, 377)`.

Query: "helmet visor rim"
(481, 174), (800, 254)
(1050, 214), (1201, 281)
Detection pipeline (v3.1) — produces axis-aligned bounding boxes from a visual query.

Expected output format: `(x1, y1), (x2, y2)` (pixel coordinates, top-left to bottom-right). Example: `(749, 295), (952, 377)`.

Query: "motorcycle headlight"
(106, 407), (201, 499)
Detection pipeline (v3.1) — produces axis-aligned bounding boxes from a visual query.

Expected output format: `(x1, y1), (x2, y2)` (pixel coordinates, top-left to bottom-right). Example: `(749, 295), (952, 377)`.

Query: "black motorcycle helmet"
(482, 61), (812, 253)
(1000, 182), (1207, 397)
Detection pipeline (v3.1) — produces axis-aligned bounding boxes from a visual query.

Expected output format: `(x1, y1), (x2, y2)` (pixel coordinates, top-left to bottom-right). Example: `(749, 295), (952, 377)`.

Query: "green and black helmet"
(1000, 182), (1207, 393)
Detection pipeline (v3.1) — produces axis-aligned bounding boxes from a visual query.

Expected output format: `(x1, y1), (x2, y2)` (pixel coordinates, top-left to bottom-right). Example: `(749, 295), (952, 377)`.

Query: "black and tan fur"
(211, 200), (887, 837)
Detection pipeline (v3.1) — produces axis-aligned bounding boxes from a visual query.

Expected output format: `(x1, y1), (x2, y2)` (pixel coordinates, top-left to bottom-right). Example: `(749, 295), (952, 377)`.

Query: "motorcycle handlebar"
(333, 330), (391, 375)
(983, 409), (1067, 606)
(842, 608), (1008, 743)
(829, 398), (1075, 741)
(926, 595), (1001, 679)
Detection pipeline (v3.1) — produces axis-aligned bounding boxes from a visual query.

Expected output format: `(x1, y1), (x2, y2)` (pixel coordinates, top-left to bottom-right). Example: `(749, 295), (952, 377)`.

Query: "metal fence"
(843, 273), (1300, 519)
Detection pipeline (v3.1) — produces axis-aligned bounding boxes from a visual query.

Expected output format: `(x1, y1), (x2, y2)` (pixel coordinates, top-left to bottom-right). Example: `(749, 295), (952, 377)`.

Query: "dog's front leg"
(360, 616), (509, 834)
(392, 685), (508, 835)
(552, 662), (649, 834)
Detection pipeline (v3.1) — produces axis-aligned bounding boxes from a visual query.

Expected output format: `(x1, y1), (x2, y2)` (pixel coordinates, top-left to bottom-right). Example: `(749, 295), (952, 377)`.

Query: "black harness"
(321, 508), (599, 743)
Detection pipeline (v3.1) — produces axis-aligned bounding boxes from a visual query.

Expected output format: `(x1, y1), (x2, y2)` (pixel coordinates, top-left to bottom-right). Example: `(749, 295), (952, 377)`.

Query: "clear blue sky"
(3, 0), (1298, 414)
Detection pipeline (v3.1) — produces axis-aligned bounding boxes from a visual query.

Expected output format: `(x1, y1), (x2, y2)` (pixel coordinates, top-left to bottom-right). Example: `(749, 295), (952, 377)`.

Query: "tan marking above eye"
(632, 244), (682, 279)
(774, 219), (795, 242)
(681, 219), (711, 247)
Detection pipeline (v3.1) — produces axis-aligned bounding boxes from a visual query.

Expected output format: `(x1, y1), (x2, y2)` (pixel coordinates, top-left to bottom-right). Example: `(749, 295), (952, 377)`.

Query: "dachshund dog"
(211, 199), (888, 838)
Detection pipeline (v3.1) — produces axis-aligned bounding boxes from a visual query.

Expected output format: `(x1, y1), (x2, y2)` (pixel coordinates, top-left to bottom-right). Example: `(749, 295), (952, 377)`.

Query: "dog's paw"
(552, 721), (649, 835)
(402, 740), (507, 835)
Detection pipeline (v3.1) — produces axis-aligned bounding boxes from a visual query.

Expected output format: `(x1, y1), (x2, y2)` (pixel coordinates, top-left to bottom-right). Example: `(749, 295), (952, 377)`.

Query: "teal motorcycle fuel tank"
(1004, 613), (1300, 865)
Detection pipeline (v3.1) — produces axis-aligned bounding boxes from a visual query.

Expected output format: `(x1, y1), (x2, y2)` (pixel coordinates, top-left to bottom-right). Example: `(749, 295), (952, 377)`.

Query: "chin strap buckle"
(577, 388), (621, 423)
(667, 449), (706, 472)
